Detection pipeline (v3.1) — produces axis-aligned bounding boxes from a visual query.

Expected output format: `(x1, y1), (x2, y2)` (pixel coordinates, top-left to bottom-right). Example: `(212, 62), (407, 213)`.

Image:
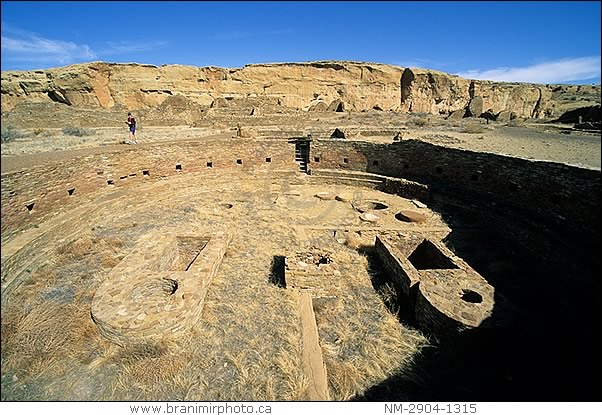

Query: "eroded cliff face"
(0, 61), (402, 113)
(1, 61), (600, 122)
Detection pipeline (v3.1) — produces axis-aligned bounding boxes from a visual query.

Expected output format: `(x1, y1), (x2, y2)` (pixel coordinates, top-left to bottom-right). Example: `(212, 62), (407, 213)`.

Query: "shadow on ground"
(354, 202), (601, 401)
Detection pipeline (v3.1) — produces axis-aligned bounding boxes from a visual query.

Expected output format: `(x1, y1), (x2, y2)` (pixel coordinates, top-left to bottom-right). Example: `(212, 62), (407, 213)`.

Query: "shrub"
(33, 128), (54, 137)
(62, 127), (96, 137)
(1, 126), (27, 142)
(410, 118), (428, 127)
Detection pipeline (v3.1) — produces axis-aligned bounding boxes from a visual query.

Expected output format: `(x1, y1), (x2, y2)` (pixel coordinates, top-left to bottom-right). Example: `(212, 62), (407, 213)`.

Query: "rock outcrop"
(2, 60), (600, 126)
(1, 61), (403, 114)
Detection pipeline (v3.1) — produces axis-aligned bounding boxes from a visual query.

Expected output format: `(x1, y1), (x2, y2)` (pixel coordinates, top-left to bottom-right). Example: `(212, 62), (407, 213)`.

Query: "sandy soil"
(2, 118), (599, 174)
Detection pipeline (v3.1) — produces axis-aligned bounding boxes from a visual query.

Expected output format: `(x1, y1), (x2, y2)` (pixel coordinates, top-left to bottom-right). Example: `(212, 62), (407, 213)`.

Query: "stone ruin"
(91, 229), (231, 345)
(283, 248), (341, 401)
(376, 233), (494, 339)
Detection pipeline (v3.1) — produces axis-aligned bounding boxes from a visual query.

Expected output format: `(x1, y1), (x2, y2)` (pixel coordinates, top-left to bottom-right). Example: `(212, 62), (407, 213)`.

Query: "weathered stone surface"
(330, 128), (346, 139)
(335, 194), (353, 203)
(397, 67), (593, 119)
(466, 96), (484, 118)
(3, 60), (597, 122)
(496, 110), (514, 122)
(396, 210), (427, 223)
(285, 250), (341, 296)
(314, 191), (336, 200)
(412, 199), (427, 209)
(326, 99), (347, 112)
(308, 101), (328, 112)
(375, 234), (495, 340)
(1, 61), (403, 113)
(359, 212), (381, 222)
(446, 109), (466, 120)
(352, 199), (389, 213)
(90, 228), (231, 345)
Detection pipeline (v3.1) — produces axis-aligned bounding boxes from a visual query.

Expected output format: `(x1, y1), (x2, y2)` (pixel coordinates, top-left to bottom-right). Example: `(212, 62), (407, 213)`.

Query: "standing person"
(126, 112), (137, 144)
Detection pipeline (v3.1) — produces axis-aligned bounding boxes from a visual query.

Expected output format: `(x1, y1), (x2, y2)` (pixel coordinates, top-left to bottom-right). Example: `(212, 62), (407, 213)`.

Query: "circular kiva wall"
(2, 138), (599, 241)
(90, 229), (231, 345)
(1, 136), (600, 344)
(2, 137), (599, 301)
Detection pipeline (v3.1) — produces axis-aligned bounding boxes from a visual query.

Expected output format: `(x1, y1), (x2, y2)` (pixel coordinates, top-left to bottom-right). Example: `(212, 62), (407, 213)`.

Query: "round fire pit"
(352, 200), (389, 213)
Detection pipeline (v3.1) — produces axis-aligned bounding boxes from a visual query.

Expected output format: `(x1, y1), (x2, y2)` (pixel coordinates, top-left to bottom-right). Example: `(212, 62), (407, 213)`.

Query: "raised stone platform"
(284, 249), (335, 401)
(285, 249), (341, 297)
(91, 228), (231, 345)
(375, 234), (494, 339)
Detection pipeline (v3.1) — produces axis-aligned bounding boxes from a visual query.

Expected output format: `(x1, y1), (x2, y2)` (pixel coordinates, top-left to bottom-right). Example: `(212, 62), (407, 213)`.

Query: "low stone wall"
(1, 138), (299, 236)
(311, 139), (600, 233)
(374, 235), (422, 300)
(375, 234), (494, 340)
(285, 249), (341, 298)
(308, 168), (430, 201)
(91, 228), (231, 345)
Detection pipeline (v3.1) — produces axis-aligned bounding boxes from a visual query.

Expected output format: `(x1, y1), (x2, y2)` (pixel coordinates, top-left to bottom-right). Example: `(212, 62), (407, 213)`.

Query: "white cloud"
(0, 24), (168, 70)
(1, 25), (96, 67)
(393, 58), (432, 69)
(456, 57), (601, 84)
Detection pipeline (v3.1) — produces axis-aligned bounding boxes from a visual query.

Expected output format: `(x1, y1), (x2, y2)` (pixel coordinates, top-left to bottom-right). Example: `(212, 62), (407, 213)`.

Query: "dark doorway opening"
(291, 138), (310, 174)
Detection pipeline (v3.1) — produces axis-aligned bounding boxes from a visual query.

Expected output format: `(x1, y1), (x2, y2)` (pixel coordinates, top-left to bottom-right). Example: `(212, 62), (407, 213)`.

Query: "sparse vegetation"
(410, 118), (428, 127)
(1, 126), (27, 142)
(1, 180), (428, 401)
(1, 107), (600, 401)
(62, 127), (96, 137)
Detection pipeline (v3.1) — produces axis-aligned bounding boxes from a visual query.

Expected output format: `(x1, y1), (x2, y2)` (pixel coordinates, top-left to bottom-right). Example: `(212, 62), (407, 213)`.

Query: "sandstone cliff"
(0, 61), (402, 113)
(2, 61), (600, 123)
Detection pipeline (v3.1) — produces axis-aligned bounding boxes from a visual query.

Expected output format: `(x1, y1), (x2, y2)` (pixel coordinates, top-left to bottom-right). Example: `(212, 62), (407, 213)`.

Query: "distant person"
(126, 112), (137, 144)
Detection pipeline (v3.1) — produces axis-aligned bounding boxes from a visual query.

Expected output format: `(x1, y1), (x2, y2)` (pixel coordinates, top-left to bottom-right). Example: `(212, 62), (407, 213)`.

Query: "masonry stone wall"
(375, 234), (495, 340)
(91, 229), (231, 345)
(1, 139), (299, 236)
(311, 139), (600, 237)
(3, 136), (600, 267)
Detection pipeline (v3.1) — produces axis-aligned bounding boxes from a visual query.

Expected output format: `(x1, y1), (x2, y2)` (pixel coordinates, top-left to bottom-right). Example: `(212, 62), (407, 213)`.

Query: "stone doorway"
(291, 138), (311, 174)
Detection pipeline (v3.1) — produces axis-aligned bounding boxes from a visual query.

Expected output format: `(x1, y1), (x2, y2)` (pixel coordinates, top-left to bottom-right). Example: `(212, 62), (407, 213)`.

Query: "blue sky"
(1, 1), (600, 84)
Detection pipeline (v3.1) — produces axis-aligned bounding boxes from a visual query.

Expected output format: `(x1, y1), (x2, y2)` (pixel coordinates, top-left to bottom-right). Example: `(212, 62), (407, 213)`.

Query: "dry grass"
(305, 241), (427, 400)
(410, 118), (428, 127)
(2, 176), (429, 401)
(1, 299), (111, 382)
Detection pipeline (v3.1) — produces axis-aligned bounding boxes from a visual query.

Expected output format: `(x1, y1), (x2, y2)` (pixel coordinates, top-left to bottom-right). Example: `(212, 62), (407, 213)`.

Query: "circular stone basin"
(335, 194), (353, 203)
(352, 200), (389, 213)
(359, 212), (381, 222)
(315, 191), (337, 200)
(395, 210), (427, 223)
(130, 278), (179, 302)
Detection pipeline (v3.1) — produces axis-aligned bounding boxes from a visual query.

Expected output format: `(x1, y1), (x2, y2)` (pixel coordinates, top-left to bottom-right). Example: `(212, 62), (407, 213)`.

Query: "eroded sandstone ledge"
(2, 61), (599, 124)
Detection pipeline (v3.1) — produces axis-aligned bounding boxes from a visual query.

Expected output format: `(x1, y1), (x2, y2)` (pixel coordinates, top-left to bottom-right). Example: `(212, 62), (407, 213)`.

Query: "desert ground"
(1, 110), (600, 401)
(2, 111), (600, 172)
